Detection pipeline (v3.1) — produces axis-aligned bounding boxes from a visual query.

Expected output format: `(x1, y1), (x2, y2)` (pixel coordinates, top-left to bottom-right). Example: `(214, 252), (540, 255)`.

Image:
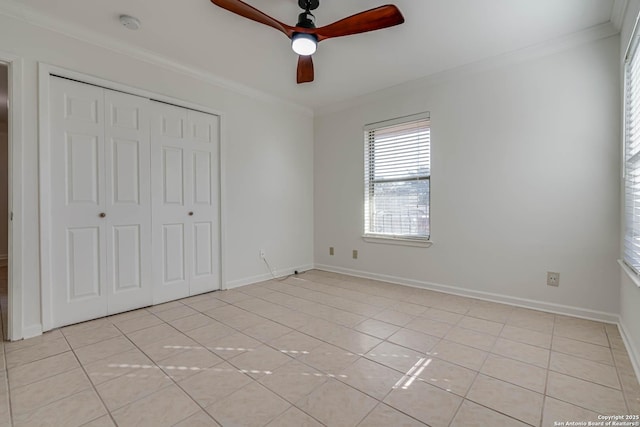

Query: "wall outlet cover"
(547, 271), (559, 287)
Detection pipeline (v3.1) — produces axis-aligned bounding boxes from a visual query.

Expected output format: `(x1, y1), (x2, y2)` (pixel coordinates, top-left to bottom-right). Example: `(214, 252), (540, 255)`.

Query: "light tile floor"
(0, 269), (637, 426)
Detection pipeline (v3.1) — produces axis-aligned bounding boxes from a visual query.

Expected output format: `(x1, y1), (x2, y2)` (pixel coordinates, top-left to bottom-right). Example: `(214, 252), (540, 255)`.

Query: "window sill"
(619, 259), (640, 288)
(362, 235), (433, 248)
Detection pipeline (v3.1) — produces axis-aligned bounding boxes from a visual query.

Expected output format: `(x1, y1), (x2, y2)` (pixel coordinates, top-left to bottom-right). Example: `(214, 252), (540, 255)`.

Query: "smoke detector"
(119, 15), (141, 30)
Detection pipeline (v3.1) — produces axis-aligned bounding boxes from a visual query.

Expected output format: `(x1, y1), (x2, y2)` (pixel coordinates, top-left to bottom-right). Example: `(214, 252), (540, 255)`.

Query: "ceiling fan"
(209, 0), (405, 84)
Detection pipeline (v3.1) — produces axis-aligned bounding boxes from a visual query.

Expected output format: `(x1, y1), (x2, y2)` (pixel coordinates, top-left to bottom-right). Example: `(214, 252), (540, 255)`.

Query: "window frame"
(362, 112), (432, 247)
(623, 19), (640, 284)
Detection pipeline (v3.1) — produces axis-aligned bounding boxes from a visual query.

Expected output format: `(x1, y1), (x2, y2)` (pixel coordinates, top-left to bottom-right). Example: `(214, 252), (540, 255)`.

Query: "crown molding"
(611, 0), (630, 31)
(0, 0), (313, 117)
(316, 22), (620, 116)
(0, 0), (621, 118)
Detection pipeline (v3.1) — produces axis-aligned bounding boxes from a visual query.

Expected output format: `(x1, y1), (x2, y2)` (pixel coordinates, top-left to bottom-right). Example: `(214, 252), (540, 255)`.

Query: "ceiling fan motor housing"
(296, 11), (316, 29)
(298, 0), (319, 11)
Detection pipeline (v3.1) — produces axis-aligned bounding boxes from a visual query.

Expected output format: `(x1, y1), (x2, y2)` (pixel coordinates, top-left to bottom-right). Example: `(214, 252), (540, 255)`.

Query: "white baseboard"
(225, 264), (314, 290)
(18, 264), (315, 340)
(314, 264), (619, 324)
(618, 319), (640, 383)
(315, 264), (640, 380)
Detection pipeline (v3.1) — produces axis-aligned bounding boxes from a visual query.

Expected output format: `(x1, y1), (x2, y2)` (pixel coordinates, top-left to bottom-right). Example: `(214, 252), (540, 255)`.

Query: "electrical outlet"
(329, 247), (334, 256)
(547, 272), (559, 287)
(259, 249), (266, 259)
(352, 250), (358, 259)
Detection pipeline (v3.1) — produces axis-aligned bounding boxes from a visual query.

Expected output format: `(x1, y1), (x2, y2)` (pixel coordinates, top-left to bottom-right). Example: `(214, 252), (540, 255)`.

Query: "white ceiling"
(14, 0), (617, 110)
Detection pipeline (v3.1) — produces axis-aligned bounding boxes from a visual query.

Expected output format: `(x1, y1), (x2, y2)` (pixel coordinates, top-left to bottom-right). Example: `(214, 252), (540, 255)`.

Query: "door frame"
(38, 64), (226, 332)
(0, 52), (23, 341)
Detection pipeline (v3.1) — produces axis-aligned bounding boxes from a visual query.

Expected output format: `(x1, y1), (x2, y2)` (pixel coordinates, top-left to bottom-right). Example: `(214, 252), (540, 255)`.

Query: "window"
(624, 32), (640, 273)
(364, 113), (431, 242)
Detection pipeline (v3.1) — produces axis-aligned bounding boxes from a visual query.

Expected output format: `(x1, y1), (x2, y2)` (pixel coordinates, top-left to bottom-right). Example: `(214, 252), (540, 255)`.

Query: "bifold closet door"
(50, 77), (152, 328)
(103, 90), (152, 314)
(51, 78), (107, 327)
(151, 102), (220, 304)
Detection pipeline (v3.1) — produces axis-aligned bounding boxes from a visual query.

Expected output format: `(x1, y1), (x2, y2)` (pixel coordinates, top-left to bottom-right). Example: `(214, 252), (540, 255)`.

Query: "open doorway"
(0, 63), (7, 340)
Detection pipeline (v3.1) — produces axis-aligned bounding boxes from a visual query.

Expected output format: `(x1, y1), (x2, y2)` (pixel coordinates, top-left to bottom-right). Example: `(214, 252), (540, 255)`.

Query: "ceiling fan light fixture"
(209, 0), (405, 83)
(291, 33), (317, 56)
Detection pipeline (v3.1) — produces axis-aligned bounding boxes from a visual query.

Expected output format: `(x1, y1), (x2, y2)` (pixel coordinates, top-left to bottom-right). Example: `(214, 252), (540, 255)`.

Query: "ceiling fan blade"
(210, 0), (294, 37)
(313, 5), (404, 41)
(297, 55), (314, 84)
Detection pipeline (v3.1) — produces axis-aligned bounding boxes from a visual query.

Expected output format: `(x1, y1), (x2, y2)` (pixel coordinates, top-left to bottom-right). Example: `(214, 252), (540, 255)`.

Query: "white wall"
(619, 0), (640, 377)
(315, 35), (621, 317)
(0, 13), (314, 336)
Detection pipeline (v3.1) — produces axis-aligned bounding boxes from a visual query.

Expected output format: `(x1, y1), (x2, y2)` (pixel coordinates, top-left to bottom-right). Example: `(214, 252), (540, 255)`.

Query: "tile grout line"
(1, 312), (13, 427)
(119, 306), (327, 425)
(304, 273), (636, 414)
(141, 304), (332, 427)
(221, 287), (438, 425)
(538, 312), (557, 427)
(242, 282), (450, 426)
(606, 325), (631, 414)
(456, 314), (512, 425)
(200, 301), (359, 425)
(51, 308), (192, 424)
(544, 316), (628, 417)
(354, 402), (383, 427)
(211, 303), (367, 425)
(245, 278), (587, 425)
(4, 330), (119, 425)
(253, 280), (390, 323)
(453, 400), (538, 427)
(266, 276), (391, 314)
(444, 394), (466, 427)
(110, 320), (225, 427)
(60, 330), (119, 427)
(4, 270), (637, 426)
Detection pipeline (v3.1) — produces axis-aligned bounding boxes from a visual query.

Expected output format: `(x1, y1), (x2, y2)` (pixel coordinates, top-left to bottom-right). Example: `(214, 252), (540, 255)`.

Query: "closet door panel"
(112, 139), (140, 204)
(151, 103), (220, 300)
(162, 147), (184, 205)
(51, 77), (108, 327)
(66, 227), (102, 299)
(104, 89), (152, 314)
(193, 221), (213, 277)
(162, 223), (186, 283)
(189, 109), (219, 145)
(66, 133), (100, 204)
(112, 225), (141, 291)
(193, 151), (211, 205)
(187, 110), (220, 295)
(152, 103), (191, 303)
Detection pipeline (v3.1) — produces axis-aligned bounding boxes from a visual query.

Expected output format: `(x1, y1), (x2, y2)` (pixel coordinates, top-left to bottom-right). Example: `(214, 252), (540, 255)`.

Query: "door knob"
(99, 213), (106, 218)
(188, 212), (194, 216)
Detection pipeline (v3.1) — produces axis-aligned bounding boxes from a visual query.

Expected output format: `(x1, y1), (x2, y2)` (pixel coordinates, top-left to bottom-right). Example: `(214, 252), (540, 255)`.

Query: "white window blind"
(625, 34), (640, 273)
(364, 113), (430, 240)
